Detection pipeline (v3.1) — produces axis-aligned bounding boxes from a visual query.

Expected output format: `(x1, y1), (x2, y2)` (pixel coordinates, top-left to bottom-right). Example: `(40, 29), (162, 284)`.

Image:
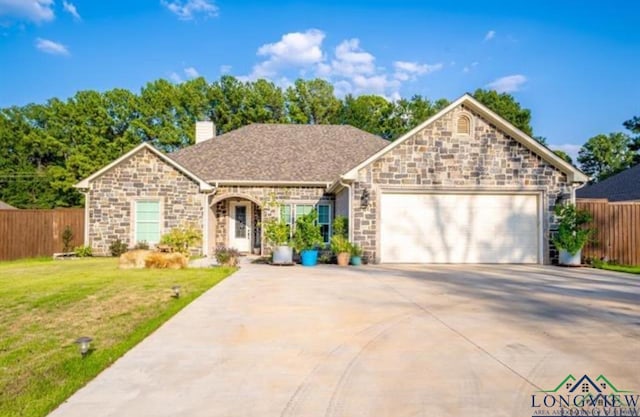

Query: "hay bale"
(119, 250), (152, 269)
(144, 252), (188, 269)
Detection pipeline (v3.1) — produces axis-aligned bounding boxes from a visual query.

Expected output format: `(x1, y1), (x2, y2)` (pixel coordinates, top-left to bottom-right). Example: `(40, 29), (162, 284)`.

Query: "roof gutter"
(211, 180), (333, 187)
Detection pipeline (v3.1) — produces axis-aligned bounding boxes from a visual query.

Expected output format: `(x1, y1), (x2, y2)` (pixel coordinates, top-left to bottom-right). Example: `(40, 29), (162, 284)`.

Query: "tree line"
(0, 75), (634, 208)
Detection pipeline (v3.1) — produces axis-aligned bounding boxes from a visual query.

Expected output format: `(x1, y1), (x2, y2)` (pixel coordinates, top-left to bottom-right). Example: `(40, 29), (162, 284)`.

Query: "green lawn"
(594, 263), (640, 274)
(0, 258), (235, 417)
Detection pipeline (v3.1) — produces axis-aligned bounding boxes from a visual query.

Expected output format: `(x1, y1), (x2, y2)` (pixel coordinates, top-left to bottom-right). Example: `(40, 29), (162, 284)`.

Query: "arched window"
(457, 115), (471, 135)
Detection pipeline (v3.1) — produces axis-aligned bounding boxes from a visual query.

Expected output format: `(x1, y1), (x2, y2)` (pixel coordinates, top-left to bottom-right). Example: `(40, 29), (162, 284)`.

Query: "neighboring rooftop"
(170, 123), (390, 183)
(0, 200), (17, 209)
(576, 164), (640, 201)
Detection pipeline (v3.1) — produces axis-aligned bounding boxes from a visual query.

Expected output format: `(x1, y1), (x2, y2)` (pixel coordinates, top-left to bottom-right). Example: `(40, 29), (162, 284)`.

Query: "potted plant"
(292, 209), (324, 267)
(350, 243), (363, 266)
(262, 218), (293, 264)
(553, 203), (593, 266)
(331, 235), (352, 266)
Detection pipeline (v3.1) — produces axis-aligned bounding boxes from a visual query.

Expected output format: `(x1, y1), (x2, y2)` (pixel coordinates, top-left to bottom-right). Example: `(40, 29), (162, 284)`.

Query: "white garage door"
(380, 193), (540, 263)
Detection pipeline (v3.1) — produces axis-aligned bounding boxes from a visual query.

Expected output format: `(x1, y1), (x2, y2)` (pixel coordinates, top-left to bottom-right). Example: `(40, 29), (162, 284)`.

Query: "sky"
(0, 0), (638, 160)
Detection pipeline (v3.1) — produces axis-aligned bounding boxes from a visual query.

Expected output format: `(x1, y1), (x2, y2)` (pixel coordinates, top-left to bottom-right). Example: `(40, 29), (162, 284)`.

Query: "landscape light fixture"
(75, 336), (92, 357)
(172, 285), (181, 298)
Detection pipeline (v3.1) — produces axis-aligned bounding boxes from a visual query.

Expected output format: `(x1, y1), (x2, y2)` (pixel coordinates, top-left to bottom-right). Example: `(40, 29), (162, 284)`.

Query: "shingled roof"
(170, 123), (390, 183)
(576, 164), (640, 201)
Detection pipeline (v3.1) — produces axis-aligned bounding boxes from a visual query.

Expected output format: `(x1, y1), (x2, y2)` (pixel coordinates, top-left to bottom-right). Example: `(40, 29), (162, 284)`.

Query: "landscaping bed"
(0, 258), (235, 417)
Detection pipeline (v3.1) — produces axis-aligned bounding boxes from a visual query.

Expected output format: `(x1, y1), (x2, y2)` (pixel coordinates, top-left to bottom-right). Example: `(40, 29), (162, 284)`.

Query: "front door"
(229, 202), (251, 252)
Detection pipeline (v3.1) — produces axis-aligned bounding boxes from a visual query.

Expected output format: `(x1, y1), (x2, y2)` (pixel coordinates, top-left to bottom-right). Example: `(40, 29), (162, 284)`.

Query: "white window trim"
(130, 198), (164, 246)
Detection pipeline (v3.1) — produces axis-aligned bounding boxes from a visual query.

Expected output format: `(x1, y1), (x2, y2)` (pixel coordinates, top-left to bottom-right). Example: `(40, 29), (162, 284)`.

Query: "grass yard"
(594, 263), (640, 274)
(0, 258), (235, 417)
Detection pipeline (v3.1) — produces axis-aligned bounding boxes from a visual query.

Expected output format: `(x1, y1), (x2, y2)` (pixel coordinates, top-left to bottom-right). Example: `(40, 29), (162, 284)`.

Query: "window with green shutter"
(135, 200), (161, 243)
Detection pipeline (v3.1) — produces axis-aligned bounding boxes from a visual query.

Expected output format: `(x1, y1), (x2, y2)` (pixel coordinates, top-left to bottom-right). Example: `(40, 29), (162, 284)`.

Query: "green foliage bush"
(215, 246), (240, 266)
(553, 203), (593, 256)
(61, 225), (74, 252)
(74, 245), (92, 257)
(262, 219), (290, 246)
(160, 225), (202, 255)
(134, 241), (149, 250)
(330, 235), (352, 254)
(350, 243), (363, 257)
(332, 215), (348, 238)
(109, 239), (128, 257)
(292, 209), (324, 252)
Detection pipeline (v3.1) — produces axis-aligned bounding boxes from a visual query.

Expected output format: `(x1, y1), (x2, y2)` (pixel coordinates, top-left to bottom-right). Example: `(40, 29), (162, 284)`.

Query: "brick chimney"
(195, 121), (215, 144)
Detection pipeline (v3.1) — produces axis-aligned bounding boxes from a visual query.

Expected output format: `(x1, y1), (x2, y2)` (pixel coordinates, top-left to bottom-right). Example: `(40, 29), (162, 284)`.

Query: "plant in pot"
(330, 216), (351, 266)
(350, 243), (363, 266)
(552, 203), (593, 266)
(292, 209), (324, 267)
(262, 218), (293, 265)
(331, 235), (352, 266)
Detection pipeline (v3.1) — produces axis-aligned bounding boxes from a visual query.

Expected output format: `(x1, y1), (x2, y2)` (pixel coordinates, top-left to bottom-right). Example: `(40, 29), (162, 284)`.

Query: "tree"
(623, 116), (640, 163)
(340, 95), (394, 139)
(577, 132), (633, 182)
(472, 89), (533, 137)
(553, 150), (572, 165)
(285, 79), (341, 124)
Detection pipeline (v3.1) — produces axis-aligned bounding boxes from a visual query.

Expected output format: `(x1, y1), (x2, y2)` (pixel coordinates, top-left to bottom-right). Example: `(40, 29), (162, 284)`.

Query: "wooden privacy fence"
(577, 199), (640, 265)
(0, 209), (84, 261)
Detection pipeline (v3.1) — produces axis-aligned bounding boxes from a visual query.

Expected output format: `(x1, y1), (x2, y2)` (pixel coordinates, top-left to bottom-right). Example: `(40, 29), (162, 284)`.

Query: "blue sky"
(0, 0), (638, 159)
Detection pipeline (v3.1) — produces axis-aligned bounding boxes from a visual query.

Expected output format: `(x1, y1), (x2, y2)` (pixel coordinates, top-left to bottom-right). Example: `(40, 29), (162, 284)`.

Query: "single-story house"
(576, 164), (640, 201)
(75, 94), (588, 264)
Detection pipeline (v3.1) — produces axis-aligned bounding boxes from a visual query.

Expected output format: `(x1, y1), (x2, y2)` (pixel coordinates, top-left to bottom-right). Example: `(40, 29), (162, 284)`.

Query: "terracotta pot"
(337, 252), (350, 266)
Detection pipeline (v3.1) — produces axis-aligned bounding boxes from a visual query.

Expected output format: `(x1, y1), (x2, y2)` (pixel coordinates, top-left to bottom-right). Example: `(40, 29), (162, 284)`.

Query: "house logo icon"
(531, 374), (638, 416)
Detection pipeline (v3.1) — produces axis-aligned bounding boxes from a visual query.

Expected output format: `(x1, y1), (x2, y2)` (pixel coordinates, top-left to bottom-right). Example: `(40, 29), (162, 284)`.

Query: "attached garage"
(379, 192), (541, 264)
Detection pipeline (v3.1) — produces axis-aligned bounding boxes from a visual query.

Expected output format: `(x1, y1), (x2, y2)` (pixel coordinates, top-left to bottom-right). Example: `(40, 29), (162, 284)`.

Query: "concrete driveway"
(49, 263), (640, 417)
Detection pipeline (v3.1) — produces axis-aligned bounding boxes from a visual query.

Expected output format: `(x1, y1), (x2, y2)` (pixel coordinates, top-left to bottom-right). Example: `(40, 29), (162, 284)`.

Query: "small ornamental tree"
(552, 203), (593, 256)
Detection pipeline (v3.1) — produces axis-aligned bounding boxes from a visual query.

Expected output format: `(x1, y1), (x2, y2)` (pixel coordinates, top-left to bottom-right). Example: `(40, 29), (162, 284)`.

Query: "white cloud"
(549, 144), (581, 162)
(161, 0), (218, 21)
(393, 60), (443, 81)
(242, 29), (442, 99)
(462, 61), (478, 73)
(486, 74), (527, 93)
(219, 64), (232, 74)
(169, 72), (182, 83)
(35, 38), (69, 55)
(184, 66), (199, 78)
(247, 29), (325, 79)
(62, 1), (80, 21)
(484, 30), (496, 41)
(0, 0), (54, 23)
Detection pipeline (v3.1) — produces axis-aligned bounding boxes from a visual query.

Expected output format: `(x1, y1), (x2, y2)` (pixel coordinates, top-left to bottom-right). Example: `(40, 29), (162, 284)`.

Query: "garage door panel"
(380, 193), (539, 264)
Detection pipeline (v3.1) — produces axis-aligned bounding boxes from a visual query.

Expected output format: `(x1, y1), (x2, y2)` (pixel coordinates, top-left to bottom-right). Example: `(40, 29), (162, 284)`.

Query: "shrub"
(553, 203), (593, 255)
(292, 210), (324, 252)
(350, 243), (363, 257)
(109, 239), (128, 257)
(333, 215), (348, 238)
(262, 219), (290, 246)
(330, 234), (352, 254)
(74, 245), (92, 257)
(134, 241), (149, 250)
(215, 246), (240, 266)
(62, 225), (74, 252)
(160, 225), (202, 255)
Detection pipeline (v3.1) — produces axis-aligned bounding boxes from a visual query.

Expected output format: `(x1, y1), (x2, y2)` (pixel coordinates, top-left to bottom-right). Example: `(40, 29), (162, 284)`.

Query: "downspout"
(82, 189), (90, 247)
(202, 183), (218, 257)
(338, 179), (353, 242)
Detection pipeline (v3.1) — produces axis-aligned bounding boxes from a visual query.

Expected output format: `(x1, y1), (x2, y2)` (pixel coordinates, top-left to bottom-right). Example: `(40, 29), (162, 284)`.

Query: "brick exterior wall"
(209, 186), (333, 254)
(352, 104), (569, 264)
(87, 148), (204, 255)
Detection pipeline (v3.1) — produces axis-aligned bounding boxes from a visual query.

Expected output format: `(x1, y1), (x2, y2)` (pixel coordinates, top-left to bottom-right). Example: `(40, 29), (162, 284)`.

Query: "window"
(135, 200), (161, 244)
(457, 115), (471, 135)
(317, 204), (331, 243)
(280, 203), (332, 245)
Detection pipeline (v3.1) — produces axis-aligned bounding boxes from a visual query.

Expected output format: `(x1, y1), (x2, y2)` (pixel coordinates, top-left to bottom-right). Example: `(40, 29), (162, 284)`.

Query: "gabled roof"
(0, 200), (16, 209)
(169, 123), (389, 183)
(576, 164), (640, 201)
(74, 143), (213, 192)
(341, 94), (589, 183)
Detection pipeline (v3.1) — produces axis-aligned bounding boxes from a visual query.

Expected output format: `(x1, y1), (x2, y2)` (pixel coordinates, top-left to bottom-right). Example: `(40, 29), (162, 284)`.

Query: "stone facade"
(352, 104), (568, 264)
(87, 148), (204, 255)
(209, 185), (333, 254)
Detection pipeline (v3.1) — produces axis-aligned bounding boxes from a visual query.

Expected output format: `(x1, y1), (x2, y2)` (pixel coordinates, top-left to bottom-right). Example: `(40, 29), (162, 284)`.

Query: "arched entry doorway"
(209, 194), (263, 255)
